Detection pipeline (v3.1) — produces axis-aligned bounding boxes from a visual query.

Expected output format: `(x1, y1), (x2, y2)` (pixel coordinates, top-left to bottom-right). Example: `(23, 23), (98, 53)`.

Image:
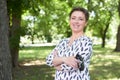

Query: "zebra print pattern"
(46, 36), (92, 80)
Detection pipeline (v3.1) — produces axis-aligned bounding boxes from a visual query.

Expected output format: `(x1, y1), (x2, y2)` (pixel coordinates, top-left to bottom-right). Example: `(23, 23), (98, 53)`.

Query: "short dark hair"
(69, 7), (89, 21)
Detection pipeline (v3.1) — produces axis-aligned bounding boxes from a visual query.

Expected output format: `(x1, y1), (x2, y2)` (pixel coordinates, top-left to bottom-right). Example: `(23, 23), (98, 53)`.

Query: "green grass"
(90, 45), (120, 80)
(14, 46), (55, 80)
(19, 46), (55, 62)
(13, 45), (120, 80)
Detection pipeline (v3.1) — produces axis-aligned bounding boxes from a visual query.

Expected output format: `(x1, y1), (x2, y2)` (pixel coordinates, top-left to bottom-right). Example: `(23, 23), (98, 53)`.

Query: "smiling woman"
(46, 7), (93, 80)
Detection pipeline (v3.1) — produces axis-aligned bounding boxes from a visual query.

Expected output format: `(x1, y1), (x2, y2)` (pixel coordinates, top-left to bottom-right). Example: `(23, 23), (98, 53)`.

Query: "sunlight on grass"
(107, 78), (120, 80)
(15, 45), (120, 80)
(89, 45), (120, 80)
(21, 60), (46, 66)
(19, 46), (55, 62)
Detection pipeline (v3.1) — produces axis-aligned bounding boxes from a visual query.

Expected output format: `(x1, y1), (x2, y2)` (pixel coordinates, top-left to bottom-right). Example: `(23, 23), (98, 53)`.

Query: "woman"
(46, 7), (92, 80)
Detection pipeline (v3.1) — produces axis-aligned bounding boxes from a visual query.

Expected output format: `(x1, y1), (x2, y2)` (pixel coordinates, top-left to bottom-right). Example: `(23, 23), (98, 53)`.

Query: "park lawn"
(13, 45), (120, 80)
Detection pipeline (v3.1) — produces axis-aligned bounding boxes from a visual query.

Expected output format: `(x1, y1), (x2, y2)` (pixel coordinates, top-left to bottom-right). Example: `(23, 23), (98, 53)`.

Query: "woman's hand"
(52, 50), (79, 69)
(63, 56), (79, 69)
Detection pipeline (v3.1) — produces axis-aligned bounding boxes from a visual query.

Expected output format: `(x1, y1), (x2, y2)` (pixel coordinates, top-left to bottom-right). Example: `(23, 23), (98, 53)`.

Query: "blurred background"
(0, 0), (120, 80)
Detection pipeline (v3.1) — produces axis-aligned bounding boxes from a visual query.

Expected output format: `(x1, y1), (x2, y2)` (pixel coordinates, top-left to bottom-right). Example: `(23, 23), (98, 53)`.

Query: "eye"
(78, 18), (84, 20)
(71, 17), (76, 20)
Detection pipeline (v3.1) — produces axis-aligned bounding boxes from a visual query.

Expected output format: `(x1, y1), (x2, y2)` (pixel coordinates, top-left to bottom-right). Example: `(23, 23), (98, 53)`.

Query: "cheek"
(81, 21), (87, 25)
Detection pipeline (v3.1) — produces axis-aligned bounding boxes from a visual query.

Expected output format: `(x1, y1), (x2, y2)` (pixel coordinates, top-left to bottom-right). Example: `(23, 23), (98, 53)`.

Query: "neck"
(71, 31), (84, 40)
(68, 32), (84, 46)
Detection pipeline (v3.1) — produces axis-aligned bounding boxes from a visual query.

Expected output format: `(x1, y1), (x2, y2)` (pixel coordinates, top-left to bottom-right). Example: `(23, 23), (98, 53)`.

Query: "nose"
(74, 19), (79, 24)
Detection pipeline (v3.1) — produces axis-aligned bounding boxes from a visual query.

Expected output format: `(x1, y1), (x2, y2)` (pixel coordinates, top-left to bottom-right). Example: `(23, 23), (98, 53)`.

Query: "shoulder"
(57, 38), (69, 45)
(81, 36), (92, 42)
(55, 38), (68, 48)
(80, 36), (92, 45)
(60, 38), (69, 42)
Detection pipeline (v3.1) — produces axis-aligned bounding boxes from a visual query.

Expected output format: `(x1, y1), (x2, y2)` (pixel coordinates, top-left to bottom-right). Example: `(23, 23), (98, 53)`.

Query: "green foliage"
(8, 0), (119, 45)
(88, 0), (117, 37)
(24, 0), (117, 41)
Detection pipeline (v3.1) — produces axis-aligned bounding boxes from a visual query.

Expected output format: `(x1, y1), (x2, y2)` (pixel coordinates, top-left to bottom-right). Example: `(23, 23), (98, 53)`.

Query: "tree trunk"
(10, 12), (21, 67)
(101, 23), (109, 48)
(101, 36), (105, 48)
(8, 0), (22, 67)
(114, 25), (120, 51)
(0, 0), (12, 80)
(114, 0), (120, 52)
(101, 10), (112, 48)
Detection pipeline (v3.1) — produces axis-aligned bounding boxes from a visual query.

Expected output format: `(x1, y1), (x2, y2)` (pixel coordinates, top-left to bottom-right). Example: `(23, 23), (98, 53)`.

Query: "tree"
(114, 0), (120, 51)
(7, 0), (48, 67)
(8, 0), (22, 67)
(87, 0), (117, 48)
(0, 0), (12, 80)
(7, 0), (38, 67)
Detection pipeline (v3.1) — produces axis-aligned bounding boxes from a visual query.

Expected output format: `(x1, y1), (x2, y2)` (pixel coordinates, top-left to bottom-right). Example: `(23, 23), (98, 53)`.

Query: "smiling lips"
(72, 24), (80, 29)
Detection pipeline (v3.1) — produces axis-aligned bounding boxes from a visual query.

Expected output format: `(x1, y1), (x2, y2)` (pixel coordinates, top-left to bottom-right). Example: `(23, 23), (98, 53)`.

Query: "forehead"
(71, 11), (85, 17)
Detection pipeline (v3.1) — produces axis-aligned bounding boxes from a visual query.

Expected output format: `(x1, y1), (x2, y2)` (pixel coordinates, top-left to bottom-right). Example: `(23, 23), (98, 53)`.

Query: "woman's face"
(70, 11), (87, 33)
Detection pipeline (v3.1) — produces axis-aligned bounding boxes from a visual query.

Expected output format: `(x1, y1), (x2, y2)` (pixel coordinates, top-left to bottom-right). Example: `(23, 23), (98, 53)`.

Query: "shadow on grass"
(13, 60), (120, 80)
(90, 59), (120, 80)
(90, 45), (120, 80)
(15, 45), (120, 80)
(13, 64), (54, 80)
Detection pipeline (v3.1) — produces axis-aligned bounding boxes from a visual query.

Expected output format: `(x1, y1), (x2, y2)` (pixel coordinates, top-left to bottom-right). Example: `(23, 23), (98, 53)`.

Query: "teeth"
(74, 26), (79, 28)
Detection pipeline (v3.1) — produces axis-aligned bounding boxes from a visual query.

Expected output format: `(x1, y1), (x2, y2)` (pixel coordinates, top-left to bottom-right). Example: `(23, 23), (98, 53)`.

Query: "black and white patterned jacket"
(46, 36), (92, 80)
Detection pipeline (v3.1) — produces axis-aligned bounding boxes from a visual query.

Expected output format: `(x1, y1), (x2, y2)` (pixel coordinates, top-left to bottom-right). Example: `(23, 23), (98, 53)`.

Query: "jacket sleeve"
(46, 40), (63, 67)
(81, 39), (92, 68)
(46, 50), (55, 67)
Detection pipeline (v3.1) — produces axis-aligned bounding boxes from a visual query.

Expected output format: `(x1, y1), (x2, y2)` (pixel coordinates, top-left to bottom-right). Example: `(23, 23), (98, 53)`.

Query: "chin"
(72, 30), (80, 33)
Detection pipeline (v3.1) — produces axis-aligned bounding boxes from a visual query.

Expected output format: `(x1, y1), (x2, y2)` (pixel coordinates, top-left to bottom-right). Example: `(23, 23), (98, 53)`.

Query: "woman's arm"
(46, 50), (78, 70)
(46, 40), (64, 67)
(46, 39), (79, 70)
(55, 38), (93, 71)
(53, 56), (78, 68)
